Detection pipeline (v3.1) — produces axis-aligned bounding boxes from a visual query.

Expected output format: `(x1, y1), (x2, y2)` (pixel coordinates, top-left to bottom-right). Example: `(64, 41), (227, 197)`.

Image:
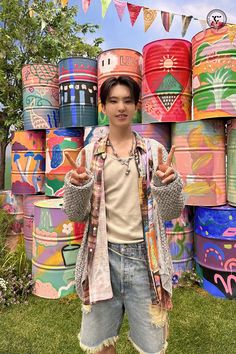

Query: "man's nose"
(118, 100), (125, 110)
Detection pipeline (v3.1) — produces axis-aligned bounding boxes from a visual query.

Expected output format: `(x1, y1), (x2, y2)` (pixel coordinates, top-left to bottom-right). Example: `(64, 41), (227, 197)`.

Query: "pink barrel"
(165, 206), (194, 285)
(23, 195), (47, 260)
(227, 119), (236, 206)
(0, 190), (23, 251)
(172, 119), (226, 206)
(142, 39), (192, 122)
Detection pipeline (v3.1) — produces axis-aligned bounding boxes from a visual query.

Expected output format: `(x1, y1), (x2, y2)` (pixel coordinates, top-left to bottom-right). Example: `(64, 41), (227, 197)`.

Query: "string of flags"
(82, 0), (208, 37)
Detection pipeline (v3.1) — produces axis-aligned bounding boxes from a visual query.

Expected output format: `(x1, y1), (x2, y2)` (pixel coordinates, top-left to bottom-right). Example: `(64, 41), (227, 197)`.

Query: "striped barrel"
(172, 120), (226, 206)
(32, 198), (85, 299)
(0, 190), (23, 251)
(142, 39), (192, 122)
(195, 205), (236, 299)
(227, 119), (236, 206)
(59, 57), (97, 127)
(11, 131), (46, 195)
(22, 64), (60, 129)
(23, 195), (47, 260)
(192, 25), (236, 120)
(45, 128), (84, 196)
(97, 49), (142, 125)
(165, 206), (194, 285)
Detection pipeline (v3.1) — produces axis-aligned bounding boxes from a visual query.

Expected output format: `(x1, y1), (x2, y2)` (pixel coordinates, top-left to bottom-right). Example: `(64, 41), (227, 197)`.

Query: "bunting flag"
(101, 0), (112, 17)
(127, 3), (142, 26)
(161, 11), (174, 32)
(143, 8), (157, 32)
(182, 15), (193, 37)
(82, 0), (92, 13)
(29, 8), (35, 17)
(227, 24), (236, 43)
(61, 0), (68, 7)
(41, 19), (47, 31)
(113, 0), (127, 21)
(198, 19), (207, 31)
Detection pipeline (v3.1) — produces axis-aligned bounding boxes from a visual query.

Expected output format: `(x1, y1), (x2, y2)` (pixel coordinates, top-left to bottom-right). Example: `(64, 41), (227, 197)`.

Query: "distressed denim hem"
(78, 332), (119, 353)
(128, 336), (168, 354)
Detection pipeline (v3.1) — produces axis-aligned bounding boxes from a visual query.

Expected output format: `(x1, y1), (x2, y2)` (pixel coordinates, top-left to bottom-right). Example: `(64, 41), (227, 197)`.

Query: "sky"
(71, 0), (236, 52)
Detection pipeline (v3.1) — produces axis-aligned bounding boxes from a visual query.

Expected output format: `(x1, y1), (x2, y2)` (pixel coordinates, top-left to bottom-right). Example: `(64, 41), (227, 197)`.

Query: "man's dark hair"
(100, 76), (140, 105)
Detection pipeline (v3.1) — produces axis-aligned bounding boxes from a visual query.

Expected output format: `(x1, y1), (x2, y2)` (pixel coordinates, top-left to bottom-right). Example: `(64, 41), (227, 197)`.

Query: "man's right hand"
(65, 149), (89, 186)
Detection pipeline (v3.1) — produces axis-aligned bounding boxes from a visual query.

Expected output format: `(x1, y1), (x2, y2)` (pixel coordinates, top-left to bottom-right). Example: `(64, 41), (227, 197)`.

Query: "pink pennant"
(127, 3), (142, 26)
(82, 0), (91, 14)
(113, 0), (126, 21)
(161, 11), (174, 32)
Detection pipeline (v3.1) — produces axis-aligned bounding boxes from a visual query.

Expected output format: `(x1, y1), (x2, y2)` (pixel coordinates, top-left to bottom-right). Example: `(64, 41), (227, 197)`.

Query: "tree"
(0, 0), (103, 189)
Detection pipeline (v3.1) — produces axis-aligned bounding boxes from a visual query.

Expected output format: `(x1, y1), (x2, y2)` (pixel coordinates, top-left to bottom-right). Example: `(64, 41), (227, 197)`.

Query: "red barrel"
(142, 39), (192, 122)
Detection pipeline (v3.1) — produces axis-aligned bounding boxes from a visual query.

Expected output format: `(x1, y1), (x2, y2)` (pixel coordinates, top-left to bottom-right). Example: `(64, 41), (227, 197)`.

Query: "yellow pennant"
(61, 0), (68, 8)
(143, 8), (157, 32)
(101, 0), (111, 18)
(228, 24), (236, 43)
(29, 8), (35, 17)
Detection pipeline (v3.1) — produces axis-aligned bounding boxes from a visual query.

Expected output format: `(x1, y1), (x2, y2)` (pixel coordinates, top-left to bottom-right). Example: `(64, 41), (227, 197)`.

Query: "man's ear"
(101, 104), (106, 115)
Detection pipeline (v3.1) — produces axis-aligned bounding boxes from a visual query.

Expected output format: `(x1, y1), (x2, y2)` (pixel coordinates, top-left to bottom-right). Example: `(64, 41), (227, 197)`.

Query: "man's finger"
(166, 146), (175, 166)
(163, 166), (175, 178)
(80, 149), (86, 168)
(158, 146), (163, 167)
(162, 173), (175, 184)
(65, 152), (78, 170)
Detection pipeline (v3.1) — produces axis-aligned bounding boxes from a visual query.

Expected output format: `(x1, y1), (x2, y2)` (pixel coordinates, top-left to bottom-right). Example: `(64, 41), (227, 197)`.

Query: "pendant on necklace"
(125, 169), (130, 175)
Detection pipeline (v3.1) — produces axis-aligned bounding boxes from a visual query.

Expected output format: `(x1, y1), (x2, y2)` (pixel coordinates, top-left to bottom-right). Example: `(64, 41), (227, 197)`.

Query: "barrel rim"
(142, 38), (191, 51)
(34, 198), (64, 208)
(97, 48), (142, 58)
(58, 56), (97, 64)
(191, 23), (231, 42)
(22, 63), (58, 69)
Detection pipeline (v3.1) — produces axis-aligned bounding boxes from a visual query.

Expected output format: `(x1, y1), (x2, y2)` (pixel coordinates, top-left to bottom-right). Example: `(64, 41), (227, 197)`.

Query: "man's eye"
(125, 100), (133, 104)
(110, 100), (117, 104)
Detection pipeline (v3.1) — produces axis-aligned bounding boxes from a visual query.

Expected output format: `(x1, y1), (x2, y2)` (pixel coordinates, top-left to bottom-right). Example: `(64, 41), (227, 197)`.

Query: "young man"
(63, 76), (184, 354)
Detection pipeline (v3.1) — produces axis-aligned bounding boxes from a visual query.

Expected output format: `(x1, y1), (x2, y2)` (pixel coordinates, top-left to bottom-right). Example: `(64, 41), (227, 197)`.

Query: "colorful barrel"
(84, 124), (171, 151)
(227, 120), (236, 206)
(22, 64), (60, 129)
(165, 206), (194, 285)
(45, 128), (84, 196)
(172, 119), (226, 206)
(97, 49), (142, 125)
(32, 198), (85, 299)
(59, 57), (97, 127)
(195, 205), (236, 299)
(142, 39), (192, 123)
(0, 190), (23, 251)
(192, 25), (236, 120)
(11, 131), (46, 194)
(23, 195), (47, 260)
(4, 143), (11, 190)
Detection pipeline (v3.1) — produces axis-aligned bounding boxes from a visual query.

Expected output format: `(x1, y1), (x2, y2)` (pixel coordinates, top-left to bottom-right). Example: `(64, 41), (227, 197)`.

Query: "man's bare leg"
(96, 345), (116, 354)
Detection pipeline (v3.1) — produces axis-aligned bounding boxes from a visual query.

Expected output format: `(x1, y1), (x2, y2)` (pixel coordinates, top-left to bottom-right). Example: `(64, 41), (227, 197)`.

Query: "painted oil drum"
(32, 198), (85, 299)
(84, 124), (171, 151)
(4, 143), (11, 190)
(0, 190), (23, 251)
(165, 206), (194, 285)
(59, 57), (98, 127)
(23, 195), (47, 260)
(227, 120), (236, 206)
(142, 39), (192, 123)
(22, 64), (60, 130)
(195, 205), (236, 299)
(172, 119), (226, 206)
(45, 128), (84, 196)
(97, 48), (142, 125)
(192, 25), (236, 120)
(11, 131), (46, 194)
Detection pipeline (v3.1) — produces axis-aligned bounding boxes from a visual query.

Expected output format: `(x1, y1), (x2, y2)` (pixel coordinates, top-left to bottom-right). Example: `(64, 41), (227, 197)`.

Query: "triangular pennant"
(161, 11), (174, 32)
(143, 8), (157, 32)
(182, 15), (193, 37)
(227, 24), (236, 43)
(29, 8), (35, 17)
(41, 19), (47, 31)
(61, 0), (68, 8)
(82, 0), (91, 13)
(113, 0), (126, 21)
(198, 19), (207, 31)
(127, 3), (142, 26)
(101, 0), (112, 17)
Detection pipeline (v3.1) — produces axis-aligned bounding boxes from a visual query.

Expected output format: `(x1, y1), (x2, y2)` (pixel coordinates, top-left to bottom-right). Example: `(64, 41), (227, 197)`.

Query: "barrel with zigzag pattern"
(32, 198), (85, 299)
(142, 39), (192, 122)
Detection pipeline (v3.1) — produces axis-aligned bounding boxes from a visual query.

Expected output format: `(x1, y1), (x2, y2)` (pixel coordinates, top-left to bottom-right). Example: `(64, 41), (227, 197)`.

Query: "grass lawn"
(0, 286), (235, 354)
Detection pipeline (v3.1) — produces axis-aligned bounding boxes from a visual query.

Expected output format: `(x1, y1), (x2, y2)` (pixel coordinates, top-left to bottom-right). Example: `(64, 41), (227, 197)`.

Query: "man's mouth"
(116, 114), (127, 118)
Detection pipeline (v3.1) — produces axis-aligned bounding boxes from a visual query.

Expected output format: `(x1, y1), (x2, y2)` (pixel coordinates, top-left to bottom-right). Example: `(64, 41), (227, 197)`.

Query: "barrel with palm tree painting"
(192, 25), (236, 120)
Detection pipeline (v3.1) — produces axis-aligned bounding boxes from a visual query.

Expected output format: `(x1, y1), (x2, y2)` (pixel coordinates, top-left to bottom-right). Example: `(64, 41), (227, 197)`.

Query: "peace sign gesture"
(155, 145), (176, 185)
(65, 149), (89, 186)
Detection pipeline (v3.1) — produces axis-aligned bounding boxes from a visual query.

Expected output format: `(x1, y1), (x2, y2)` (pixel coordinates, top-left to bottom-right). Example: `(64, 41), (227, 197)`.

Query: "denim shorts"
(79, 242), (169, 354)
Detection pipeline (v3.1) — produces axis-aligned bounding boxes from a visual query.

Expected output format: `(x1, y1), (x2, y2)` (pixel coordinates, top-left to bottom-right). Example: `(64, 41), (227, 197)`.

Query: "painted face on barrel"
(101, 84), (137, 128)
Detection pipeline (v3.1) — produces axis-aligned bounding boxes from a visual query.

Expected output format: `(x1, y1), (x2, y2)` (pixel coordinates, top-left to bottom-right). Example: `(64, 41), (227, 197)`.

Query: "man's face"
(101, 84), (137, 128)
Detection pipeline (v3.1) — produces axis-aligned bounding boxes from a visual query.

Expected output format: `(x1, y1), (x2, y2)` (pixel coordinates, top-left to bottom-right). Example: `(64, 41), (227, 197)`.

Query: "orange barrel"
(45, 128), (84, 197)
(97, 48), (142, 125)
(142, 39), (192, 123)
(172, 119), (226, 206)
(59, 57), (98, 127)
(22, 64), (60, 129)
(227, 119), (236, 206)
(195, 205), (236, 299)
(11, 131), (46, 194)
(192, 25), (236, 120)
(23, 195), (47, 260)
(32, 198), (85, 299)
(165, 206), (194, 285)
(0, 190), (23, 251)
